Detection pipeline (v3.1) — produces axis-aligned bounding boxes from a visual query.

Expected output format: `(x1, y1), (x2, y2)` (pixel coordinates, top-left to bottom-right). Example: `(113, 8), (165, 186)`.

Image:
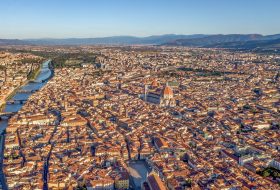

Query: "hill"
(205, 38), (280, 49)
(164, 34), (264, 46)
(24, 34), (208, 45)
(0, 39), (28, 45)
(1, 34), (280, 49)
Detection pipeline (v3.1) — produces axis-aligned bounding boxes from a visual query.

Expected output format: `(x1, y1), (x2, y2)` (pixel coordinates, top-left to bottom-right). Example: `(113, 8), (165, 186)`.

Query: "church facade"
(143, 79), (176, 107)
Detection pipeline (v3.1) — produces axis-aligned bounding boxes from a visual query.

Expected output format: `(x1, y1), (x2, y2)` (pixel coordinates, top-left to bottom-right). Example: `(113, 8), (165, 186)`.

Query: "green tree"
(263, 170), (270, 177)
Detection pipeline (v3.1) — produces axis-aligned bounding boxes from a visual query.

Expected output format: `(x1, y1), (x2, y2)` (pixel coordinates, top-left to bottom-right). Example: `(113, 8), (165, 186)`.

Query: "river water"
(0, 60), (52, 131)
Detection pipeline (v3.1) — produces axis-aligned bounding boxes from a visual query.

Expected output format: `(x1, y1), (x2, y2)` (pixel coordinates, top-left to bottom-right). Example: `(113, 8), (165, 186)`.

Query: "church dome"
(163, 85), (173, 99)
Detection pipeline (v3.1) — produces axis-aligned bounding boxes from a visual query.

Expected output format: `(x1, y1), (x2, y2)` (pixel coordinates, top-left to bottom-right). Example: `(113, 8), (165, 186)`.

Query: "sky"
(0, 0), (280, 39)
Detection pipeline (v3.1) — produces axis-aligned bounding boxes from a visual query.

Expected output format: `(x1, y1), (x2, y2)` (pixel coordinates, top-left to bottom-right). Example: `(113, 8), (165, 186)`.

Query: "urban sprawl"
(0, 46), (279, 190)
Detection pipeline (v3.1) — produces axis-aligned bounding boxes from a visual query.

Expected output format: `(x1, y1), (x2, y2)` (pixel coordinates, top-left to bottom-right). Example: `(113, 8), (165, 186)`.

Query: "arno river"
(0, 60), (52, 130)
(0, 60), (52, 189)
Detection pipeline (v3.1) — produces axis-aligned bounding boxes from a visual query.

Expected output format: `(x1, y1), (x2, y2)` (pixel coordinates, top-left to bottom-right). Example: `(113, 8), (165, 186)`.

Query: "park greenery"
(257, 167), (280, 186)
(3, 49), (98, 68)
(18, 57), (42, 64)
(26, 51), (98, 68)
(178, 67), (236, 76)
(27, 66), (41, 80)
(52, 52), (97, 68)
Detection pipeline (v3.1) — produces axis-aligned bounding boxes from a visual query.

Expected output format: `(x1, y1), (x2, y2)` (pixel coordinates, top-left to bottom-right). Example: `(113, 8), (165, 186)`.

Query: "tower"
(274, 71), (280, 82)
(144, 85), (148, 101)
(125, 105), (128, 118)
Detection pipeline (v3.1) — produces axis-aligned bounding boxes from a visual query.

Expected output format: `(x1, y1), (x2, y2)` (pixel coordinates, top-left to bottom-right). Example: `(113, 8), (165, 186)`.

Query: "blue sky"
(0, 0), (280, 39)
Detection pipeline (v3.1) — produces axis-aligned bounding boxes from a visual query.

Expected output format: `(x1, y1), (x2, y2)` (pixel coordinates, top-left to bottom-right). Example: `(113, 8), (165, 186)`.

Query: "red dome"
(163, 85), (173, 98)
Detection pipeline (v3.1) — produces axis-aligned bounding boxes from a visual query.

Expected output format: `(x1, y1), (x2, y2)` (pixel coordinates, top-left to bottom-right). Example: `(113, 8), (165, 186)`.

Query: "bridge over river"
(0, 112), (16, 120)
(17, 89), (38, 94)
(0, 59), (53, 190)
(6, 99), (27, 105)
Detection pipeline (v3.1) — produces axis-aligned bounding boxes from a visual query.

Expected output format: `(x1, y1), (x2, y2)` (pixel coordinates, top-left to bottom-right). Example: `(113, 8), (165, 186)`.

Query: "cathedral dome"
(163, 85), (173, 99)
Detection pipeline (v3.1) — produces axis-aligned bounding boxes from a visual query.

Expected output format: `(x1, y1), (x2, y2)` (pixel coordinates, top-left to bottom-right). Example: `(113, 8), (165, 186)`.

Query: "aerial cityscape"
(0, 0), (279, 190)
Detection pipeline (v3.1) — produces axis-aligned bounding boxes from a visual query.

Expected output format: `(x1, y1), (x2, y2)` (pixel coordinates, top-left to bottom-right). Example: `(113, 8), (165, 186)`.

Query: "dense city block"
(0, 46), (279, 189)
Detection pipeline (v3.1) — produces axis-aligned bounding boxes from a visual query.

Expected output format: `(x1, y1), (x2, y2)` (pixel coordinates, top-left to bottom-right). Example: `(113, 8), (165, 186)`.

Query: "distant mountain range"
(205, 37), (280, 49)
(164, 34), (280, 49)
(23, 34), (208, 45)
(0, 39), (29, 45)
(0, 34), (280, 49)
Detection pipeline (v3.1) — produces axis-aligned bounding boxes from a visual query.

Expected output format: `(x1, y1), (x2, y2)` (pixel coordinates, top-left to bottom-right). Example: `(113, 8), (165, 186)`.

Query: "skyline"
(1, 0), (280, 39)
(0, 1), (280, 189)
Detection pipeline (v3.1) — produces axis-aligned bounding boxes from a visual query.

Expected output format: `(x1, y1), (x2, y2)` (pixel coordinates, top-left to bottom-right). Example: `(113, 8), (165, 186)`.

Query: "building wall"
(115, 179), (129, 189)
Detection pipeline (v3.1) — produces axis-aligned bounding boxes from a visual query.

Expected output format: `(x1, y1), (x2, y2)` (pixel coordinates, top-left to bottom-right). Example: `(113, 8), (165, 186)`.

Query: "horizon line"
(1, 33), (280, 40)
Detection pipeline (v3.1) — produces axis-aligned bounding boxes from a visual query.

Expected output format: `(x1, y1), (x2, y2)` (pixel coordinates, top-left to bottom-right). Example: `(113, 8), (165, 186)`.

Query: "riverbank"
(27, 65), (41, 81)
(0, 59), (53, 190)
(0, 79), (32, 113)
(0, 60), (49, 112)
(43, 60), (54, 82)
(0, 103), (5, 112)
(0, 85), (23, 113)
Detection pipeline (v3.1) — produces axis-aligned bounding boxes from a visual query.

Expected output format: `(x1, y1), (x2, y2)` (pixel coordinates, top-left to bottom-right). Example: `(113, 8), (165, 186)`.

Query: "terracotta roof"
(147, 173), (167, 190)
(151, 79), (159, 87)
(163, 85), (173, 97)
